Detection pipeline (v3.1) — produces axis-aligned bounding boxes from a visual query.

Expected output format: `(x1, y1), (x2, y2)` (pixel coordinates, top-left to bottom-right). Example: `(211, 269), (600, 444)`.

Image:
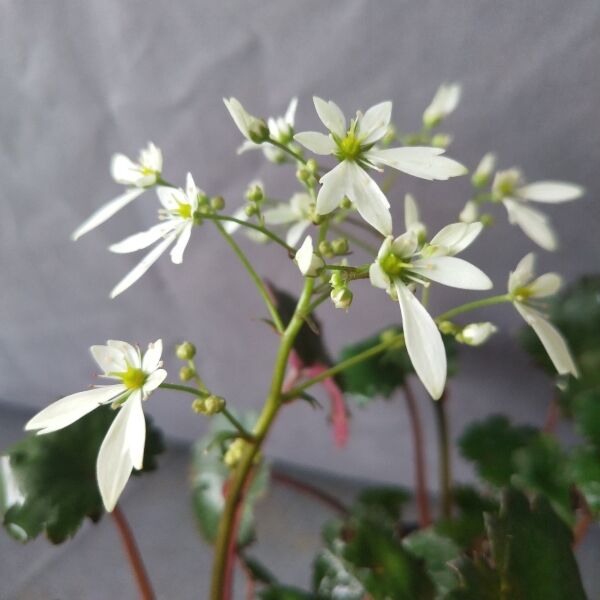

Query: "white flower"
(508, 253), (578, 377)
(108, 173), (199, 298)
(294, 97), (467, 236)
(423, 83), (462, 128)
(72, 143), (163, 241)
(369, 222), (491, 398)
(471, 152), (496, 188)
(263, 193), (314, 247)
(295, 236), (324, 276)
(25, 339), (167, 511)
(493, 169), (584, 251)
(238, 98), (300, 162)
(458, 322), (497, 346)
(223, 97), (269, 143)
(404, 194), (427, 241)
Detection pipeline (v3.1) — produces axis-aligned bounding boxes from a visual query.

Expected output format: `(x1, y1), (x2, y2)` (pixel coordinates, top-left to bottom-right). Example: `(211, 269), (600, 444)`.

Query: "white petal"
(185, 172), (198, 200)
(286, 221), (310, 248)
(71, 188), (145, 240)
(107, 340), (140, 367)
(96, 391), (145, 511)
(317, 161), (349, 215)
(110, 233), (177, 298)
(156, 186), (187, 211)
(369, 262), (390, 290)
(392, 230), (419, 257)
(429, 222), (483, 255)
(262, 204), (298, 226)
(294, 131), (336, 155)
(412, 256), (492, 290)
(529, 272), (562, 298)
(359, 101), (392, 144)
(110, 154), (140, 185)
(143, 368), (167, 396)
(25, 385), (126, 434)
(284, 97), (298, 126)
(423, 83), (461, 124)
(139, 143), (163, 173)
(142, 339), (163, 373)
(90, 345), (127, 375)
(223, 207), (248, 235)
(345, 162), (392, 236)
(404, 194), (420, 230)
(295, 236), (323, 276)
(504, 199), (557, 251)
(223, 97), (253, 140)
(508, 253), (536, 293)
(313, 97), (346, 137)
(459, 200), (479, 223)
(169, 224), (192, 264)
(514, 304), (578, 377)
(109, 222), (176, 254)
(237, 140), (260, 154)
(367, 147), (467, 181)
(395, 281), (447, 399)
(517, 181), (584, 204)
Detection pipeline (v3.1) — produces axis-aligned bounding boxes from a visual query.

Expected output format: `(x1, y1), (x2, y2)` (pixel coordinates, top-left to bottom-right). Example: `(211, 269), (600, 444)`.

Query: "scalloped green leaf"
(569, 445), (600, 516)
(0, 406), (164, 544)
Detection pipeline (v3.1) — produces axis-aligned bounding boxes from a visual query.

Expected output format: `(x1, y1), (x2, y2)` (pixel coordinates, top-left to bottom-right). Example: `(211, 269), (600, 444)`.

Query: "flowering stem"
(210, 276), (316, 600)
(159, 383), (254, 440)
(402, 380), (432, 527)
(200, 214), (294, 253)
(111, 505), (155, 600)
(213, 221), (285, 333)
(267, 138), (308, 165)
(435, 294), (512, 322)
(433, 390), (452, 519)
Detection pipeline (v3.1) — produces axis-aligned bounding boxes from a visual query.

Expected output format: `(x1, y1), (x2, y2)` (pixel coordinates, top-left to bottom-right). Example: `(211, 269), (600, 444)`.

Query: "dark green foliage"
(0, 406), (164, 543)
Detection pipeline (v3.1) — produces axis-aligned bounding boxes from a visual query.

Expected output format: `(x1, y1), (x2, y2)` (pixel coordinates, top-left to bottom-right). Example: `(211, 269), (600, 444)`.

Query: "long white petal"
(107, 341), (140, 368)
(294, 131), (336, 155)
(156, 186), (187, 211)
(142, 368), (167, 396)
(345, 162), (392, 236)
(316, 161), (349, 215)
(90, 345), (127, 375)
(369, 262), (390, 290)
(110, 233), (177, 298)
(529, 273), (562, 298)
(412, 256), (493, 290)
(71, 188), (145, 240)
(404, 194), (420, 230)
(169, 224), (192, 264)
(359, 101), (392, 144)
(262, 204), (298, 225)
(508, 252), (536, 293)
(395, 281), (446, 399)
(286, 221), (310, 248)
(109, 222), (176, 254)
(25, 385), (127, 434)
(142, 339), (163, 373)
(126, 391), (146, 470)
(504, 199), (557, 251)
(514, 303), (578, 377)
(285, 97), (298, 126)
(96, 392), (143, 511)
(517, 181), (584, 204)
(313, 97), (346, 137)
(367, 147), (467, 181)
(223, 207), (248, 235)
(223, 97), (253, 140)
(295, 236), (323, 276)
(429, 222), (483, 255)
(110, 154), (140, 185)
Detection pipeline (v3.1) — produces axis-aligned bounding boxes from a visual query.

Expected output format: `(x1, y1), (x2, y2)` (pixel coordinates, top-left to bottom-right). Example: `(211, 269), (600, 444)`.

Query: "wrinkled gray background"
(1, 0), (599, 490)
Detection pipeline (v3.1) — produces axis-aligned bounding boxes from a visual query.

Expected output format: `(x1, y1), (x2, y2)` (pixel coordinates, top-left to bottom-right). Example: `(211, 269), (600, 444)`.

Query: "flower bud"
(248, 119), (270, 144)
(329, 271), (345, 288)
(331, 287), (353, 309)
(244, 204), (258, 217)
(224, 438), (246, 468)
(331, 238), (349, 255)
(480, 214), (495, 227)
(459, 200), (479, 224)
(318, 240), (334, 258)
(431, 133), (453, 148)
(179, 366), (196, 381)
(210, 195), (225, 211)
(492, 168), (522, 200)
(192, 394), (225, 415)
(457, 322), (497, 346)
(471, 153), (496, 188)
(340, 197), (353, 210)
(176, 341), (196, 360)
(245, 183), (264, 203)
(306, 159), (319, 174)
(438, 320), (458, 335)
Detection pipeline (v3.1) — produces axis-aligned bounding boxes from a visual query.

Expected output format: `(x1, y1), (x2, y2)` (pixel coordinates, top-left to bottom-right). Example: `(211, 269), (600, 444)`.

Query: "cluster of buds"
(330, 270), (353, 310)
(223, 438), (247, 468)
(192, 394), (226, 416)
(319, 237), (349, 259)
(244, 181), (265, 218)
(296, 158), (319, 191)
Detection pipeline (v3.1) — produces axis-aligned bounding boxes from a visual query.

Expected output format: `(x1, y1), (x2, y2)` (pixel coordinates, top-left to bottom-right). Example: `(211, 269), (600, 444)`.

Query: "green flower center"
(380, 253), (409, 278)
(337, 133), (362, 161)
(177, 202), (192, 219)
(118, 365), (147, 390)
(513, 286), (533, 302)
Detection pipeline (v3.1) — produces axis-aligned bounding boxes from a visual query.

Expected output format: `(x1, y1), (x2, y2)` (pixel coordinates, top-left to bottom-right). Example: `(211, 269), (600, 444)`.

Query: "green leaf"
(352, 485), (410, 528)
(259, 586), (316, 600)
(459, 416), (536, 487)
(312, 549), (366, 600)
(485, 489), (586, 600)
(190, 414), (269, 547)
(569, 446), (600, 516)
(239, 554), (278, 586)
(402, 528), (460, 596)
(0, 406), (164, 543)
(572, 388), (600, 448)
(446, 556), (502, 600)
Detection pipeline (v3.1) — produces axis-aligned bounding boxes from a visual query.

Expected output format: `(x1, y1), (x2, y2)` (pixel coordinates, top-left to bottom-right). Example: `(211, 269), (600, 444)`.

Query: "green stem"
(221, 408), (253, 440)
(214, 221), (285, 334)
(267, 138), (308, 165)
(433, 391), (452, 519)
(159, 382), (204, 396)
(209, 276), (315, 600)
(436, 294), (512, 322)
(200, 214), (294, 254)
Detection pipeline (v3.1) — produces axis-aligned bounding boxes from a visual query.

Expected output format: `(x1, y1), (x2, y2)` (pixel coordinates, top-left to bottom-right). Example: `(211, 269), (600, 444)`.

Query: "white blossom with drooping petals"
(369, 222), (492, 399)
(72, 143), (163, 241)
(493, 169), (583, 251)
(508, 254), (578, 377)
(25, 340), (167, 511)
(294, 97), (467, 236)
(108, 173), (200, 298)
(295, 236), (324, 277)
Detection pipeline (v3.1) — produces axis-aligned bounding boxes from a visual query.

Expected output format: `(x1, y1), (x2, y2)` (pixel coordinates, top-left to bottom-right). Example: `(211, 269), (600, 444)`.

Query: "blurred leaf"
(435, 486), (497, 548)
(572, 389), (600, 448)
(485, 489), (586, 600)
(0, 406), (163, 543)
(402, 528), (460, 596)
(190, 413), (269, 547)
(459, 416), (536, 487)
(352, 485), (410, 528)
(569, 446), (600, 516)
(313, 548), (366, 600)
(447, 556), (502, 600)
(259, 585), (316, 599)
(240, 554), (278, 585)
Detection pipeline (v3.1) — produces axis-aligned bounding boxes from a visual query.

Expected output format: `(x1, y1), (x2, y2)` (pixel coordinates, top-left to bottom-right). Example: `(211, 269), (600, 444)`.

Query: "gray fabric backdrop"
(1, 0), (599, 488)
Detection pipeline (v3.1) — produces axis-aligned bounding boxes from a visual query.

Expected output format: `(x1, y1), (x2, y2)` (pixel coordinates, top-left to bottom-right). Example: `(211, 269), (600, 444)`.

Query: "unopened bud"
(248, 119), (270, 144)
(224, 438), (246, 468)
(340, 197), (353, 210)
(438, 320), (458, 335)
(318, 240), (334, 258)
(210, 195), (225, 211)
(179, 366), (196, 381)
(246, 184), (264, 203)
(176, 341), (196, 360)
(331, 238), (349, 255)
(457, 322), (497, 346)
(431, 133), (453, 148)
(244, 204), (258, 217)
(331, 287), (353, 309)
(192, 394), (225, 415)
(480, 214), (494, 227)
(329, 271), (345, 288)
(471, 153), (496, 188)
(459, 200), (479, 224)
(306, 159), (318, 174)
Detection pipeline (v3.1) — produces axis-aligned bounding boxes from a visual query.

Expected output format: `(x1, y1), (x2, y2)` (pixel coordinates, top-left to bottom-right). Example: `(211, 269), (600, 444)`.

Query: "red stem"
(403, 380), (432, 527)
(573, 492), (593, 549)
(111, 505), (155, 600)
(543, 397), (560, 433)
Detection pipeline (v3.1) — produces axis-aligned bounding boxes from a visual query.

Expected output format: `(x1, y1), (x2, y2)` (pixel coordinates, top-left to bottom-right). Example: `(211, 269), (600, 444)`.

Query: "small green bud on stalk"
(224, 438), (246, 468)
(331, 238), (349, 255)
(248, 119), (270, 144)
(431, 133), (453, 148)
(210, 195), (225, 211)
(438, 320), (458, 335)
(331, 287), (353, 309)
(176, 341), (196, 360)
(340, 197), (353, 210)
(318, 240), (334, 258)
(179, 366), (196, 381)
(192, 395), (225, 415)
(246, 184), (264, 203)
(306, 159), (318, 174)
(480, 214), (495, 227)
(244, 204), (258, 217)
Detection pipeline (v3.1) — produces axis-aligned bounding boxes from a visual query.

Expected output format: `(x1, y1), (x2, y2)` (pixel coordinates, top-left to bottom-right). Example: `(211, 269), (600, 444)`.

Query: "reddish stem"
(239, 556), (257, 600)
(111, 505), (155, 600)
(403, 380), (432, 527)
(543, 397), (560, 433)
(573, 492), (594, 549)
